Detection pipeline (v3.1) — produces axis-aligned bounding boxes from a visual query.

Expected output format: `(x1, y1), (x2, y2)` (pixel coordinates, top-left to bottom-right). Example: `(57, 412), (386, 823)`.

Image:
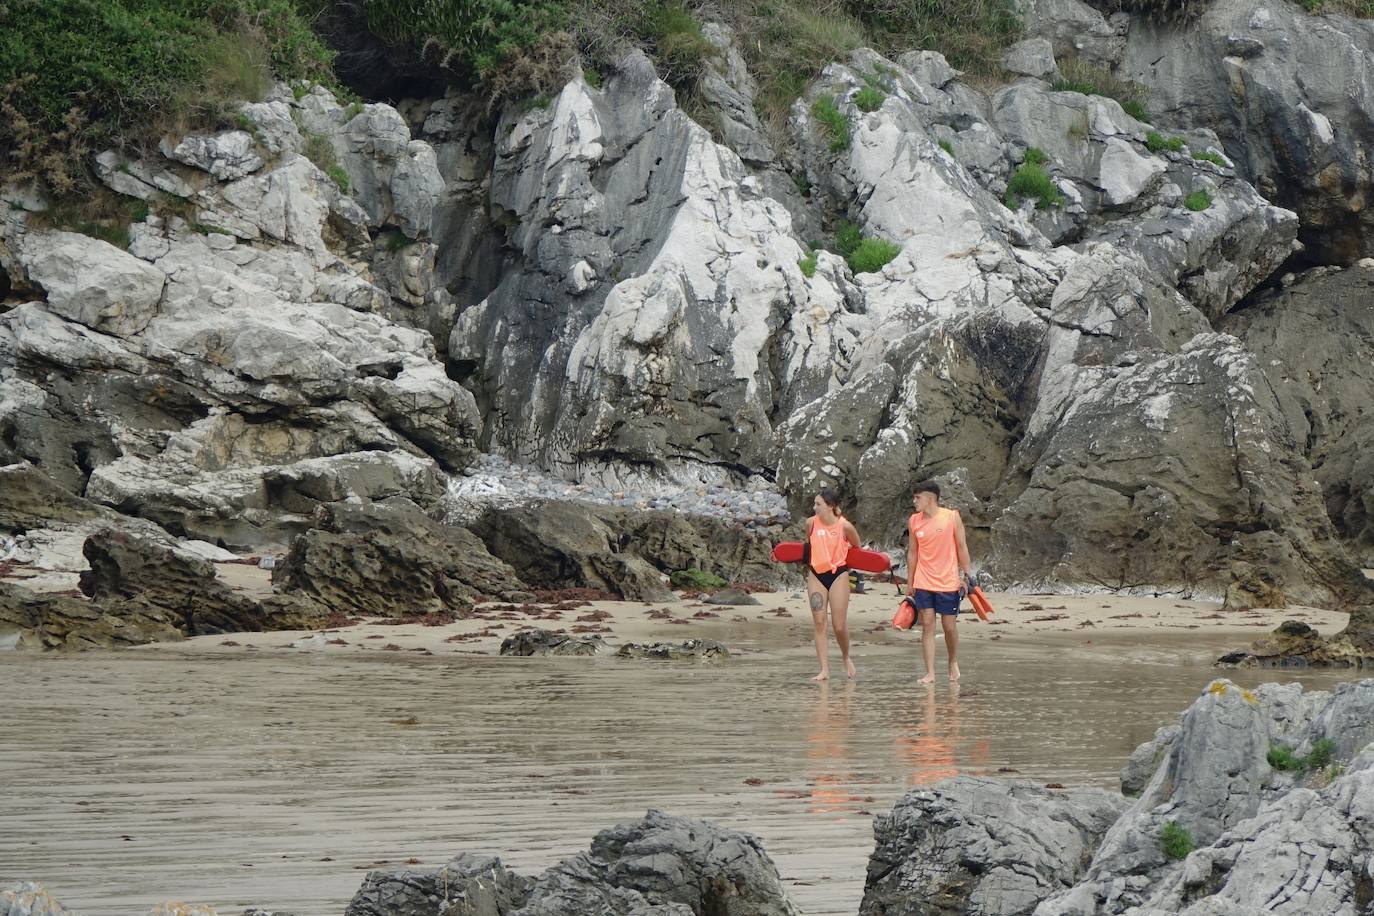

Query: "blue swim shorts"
(912, 588), (960, 616)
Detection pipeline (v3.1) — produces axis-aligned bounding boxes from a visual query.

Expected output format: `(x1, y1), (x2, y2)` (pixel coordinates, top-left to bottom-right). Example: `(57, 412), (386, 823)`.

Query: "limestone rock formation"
(860, 778), (1129, 915)
(347, 810), (799, 916)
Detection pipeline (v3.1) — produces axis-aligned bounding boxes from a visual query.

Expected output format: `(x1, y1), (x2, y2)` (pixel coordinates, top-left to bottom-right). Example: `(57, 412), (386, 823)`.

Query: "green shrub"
(798, 249), (819, 278)
(1159, 821), (1194, 860)
(1022, 146), (1048, 166)
(645, 1), (715, 87)
(1005, 161), (1063, 210)
(835, 220), (863, 257)
(326, 163), (350, 194)
(1306, 738), (1337, 770)
(1267, 744), (1303, 771)
(1053, 58), (1151, 124)
(1121, 99), (1151, 123)
(1192, 149), (1228, 167)
(671, 568), (727, 589)
(0, 0), (335, 193)
(793, 173), (812, 196)
(583, 67), (604, 89)
(854, 85), (885, 112)
(1145, 131), (1184, 152)
(384, 230), (411, 252)
(847, 237), (900, 274)
(811, 95), (851, 151)
(1184, 189), (1213, 212)
(938, 138), (955, 155)
(358, 0), (567, 79)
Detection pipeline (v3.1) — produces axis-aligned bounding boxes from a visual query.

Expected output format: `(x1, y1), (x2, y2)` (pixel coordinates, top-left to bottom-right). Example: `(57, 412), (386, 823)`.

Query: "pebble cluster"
(445, 454), (793, 529)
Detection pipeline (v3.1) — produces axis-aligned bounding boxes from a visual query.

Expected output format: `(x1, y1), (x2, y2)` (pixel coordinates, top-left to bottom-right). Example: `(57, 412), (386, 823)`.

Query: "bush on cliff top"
(0, 0), (333, 192)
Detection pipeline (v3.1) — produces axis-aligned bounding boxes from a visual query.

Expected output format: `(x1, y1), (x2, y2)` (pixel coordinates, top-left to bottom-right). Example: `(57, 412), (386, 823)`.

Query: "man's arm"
(954, 514), (973, 577)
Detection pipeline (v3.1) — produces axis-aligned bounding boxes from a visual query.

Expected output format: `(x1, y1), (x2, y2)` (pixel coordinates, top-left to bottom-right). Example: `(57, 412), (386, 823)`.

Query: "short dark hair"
(912, 480), (940, 499)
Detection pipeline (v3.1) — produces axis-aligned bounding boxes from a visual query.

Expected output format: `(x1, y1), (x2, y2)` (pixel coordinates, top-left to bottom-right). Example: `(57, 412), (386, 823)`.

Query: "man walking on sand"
(906, 480), (974, 684)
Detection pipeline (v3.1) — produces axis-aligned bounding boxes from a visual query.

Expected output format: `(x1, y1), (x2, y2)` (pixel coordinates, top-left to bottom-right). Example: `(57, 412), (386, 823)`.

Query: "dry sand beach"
(0, 562), (1359, 915)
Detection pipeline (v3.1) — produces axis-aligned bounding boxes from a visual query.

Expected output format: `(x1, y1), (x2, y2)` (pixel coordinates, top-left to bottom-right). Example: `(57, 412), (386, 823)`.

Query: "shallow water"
(0, 632), (1360, 915)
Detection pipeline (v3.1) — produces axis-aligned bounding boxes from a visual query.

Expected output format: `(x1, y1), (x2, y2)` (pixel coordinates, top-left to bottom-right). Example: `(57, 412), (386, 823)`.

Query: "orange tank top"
(909, 508), (961, 592)
(807, 516), (850, 574)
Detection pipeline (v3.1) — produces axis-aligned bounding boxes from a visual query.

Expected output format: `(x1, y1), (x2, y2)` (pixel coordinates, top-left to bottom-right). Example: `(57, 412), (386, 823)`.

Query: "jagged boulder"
(1222, 266), (1374, 567)
(860, 778), (1129, 916)
(1114, 0), (1374, 264)
(348, 811), (797, 916)
(345, 852), (531, 916)
(0, 882), (76, 916)
(616, 639), (730, 660)
(1035, 679), (1374, 914)
(80, 531), (321, 637)
(499, 628), (608, 657)
(272, 499), (530, 616)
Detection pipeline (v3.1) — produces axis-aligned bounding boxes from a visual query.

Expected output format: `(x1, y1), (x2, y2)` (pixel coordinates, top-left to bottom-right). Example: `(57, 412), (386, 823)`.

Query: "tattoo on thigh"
(809, 591), (824, 612)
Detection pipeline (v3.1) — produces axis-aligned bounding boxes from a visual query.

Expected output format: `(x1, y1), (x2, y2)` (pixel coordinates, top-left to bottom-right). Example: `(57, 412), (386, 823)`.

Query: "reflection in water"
(806, 682), (862, 816)
(892, 683), (991, 787)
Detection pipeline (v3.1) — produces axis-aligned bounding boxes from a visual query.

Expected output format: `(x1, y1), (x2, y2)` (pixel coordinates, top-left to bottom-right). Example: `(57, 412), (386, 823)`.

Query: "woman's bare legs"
(807, 572), (830, 681)
(828, 576), (855, 678)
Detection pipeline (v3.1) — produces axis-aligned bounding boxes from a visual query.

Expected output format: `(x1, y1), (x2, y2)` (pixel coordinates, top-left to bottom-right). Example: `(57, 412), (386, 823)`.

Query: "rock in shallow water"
(616, 639), (729, 661)
(499, 628), (608, 657)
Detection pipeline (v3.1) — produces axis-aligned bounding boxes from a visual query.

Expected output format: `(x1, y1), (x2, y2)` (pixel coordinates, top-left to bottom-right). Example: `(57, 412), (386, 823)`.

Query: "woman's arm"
(843, 519), (860, 547)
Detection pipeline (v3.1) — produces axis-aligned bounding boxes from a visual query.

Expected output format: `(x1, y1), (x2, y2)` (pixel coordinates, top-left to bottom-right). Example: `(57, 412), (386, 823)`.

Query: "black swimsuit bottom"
(809, 565), (850, 590)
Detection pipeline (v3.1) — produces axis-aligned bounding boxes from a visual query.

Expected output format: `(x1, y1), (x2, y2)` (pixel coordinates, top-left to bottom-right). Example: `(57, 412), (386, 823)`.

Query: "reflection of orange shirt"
(909, 508), (960, 591)
(808, 517), (850, 574)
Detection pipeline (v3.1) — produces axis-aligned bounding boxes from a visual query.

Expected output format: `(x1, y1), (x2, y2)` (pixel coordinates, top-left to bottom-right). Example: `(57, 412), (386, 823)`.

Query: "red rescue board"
(770, 542), (893, 575)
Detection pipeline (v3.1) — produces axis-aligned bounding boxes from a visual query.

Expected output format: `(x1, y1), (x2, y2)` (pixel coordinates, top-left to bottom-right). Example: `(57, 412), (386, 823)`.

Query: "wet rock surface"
(498, 627), (609, 657)
(272, 499), (530, 616)
(347, 810), (799, 916)
(616, 639), (730, 661)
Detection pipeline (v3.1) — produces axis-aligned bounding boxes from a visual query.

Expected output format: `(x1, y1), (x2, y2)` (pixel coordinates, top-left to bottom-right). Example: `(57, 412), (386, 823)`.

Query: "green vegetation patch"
(1052, 58), (1151, 124)
(1146, 131), (1185, 152)
(1005, 153), (1063, 210)
(854, 85), (885, 112)
(0, 0), (334, 193)
(811, 95), (851, 151)
(1159, 821), (1194, 860)
(798, 249), (819, 278)
(1184, 189), (1213, 211)
(1191, 149), (1228, 167)
(832, 220), (899, 274)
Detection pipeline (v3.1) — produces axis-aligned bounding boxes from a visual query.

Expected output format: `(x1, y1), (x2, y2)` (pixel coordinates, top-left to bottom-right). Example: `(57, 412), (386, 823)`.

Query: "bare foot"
(949, 663), (961, 682)
(845, 657), (856, 679)
(812, 670), (830, 681)
(917, 672), (935, 685)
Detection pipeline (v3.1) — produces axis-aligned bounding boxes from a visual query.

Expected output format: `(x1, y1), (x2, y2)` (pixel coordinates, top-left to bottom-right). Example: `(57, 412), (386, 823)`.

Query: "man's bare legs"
(808, 576), (829, 681)
(918, 608), (937, 684)
(828, 577), (856, 679)
(941, 614), (960, 681)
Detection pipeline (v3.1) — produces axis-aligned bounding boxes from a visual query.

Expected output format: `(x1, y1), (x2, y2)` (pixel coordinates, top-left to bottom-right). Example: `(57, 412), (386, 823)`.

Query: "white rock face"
(0, 83), (475, 546)
(17, 231), (165, 337)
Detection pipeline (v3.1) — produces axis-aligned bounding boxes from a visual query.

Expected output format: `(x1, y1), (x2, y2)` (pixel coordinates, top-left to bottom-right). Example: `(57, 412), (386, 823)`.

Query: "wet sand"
(0, 583), (1360, 915)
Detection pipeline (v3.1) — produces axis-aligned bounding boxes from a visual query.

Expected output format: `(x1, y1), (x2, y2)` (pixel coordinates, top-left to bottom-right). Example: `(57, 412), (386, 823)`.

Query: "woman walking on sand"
(805, 488), (861, 681)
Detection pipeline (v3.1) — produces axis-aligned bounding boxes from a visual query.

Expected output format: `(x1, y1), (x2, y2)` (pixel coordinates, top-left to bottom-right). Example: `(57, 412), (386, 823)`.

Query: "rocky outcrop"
(860, 779), (1130, 915)
(616, 639), (730, 660)
(1222, 266), (1374, 567)
(471, 500), (783, 601)
(80, 531), (320, 635)
(348, 810), (798, 916)
(1112, 0), (1374, 265)
(345, 852), (531, 916)
(499, 627), (609, 656)
(0, 882), (75, 916)
(271, 499), (530, 616)
(861, 680), (1374, 916)
(1033, 679), (1374, 914)
(0, 82), (478, 548)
